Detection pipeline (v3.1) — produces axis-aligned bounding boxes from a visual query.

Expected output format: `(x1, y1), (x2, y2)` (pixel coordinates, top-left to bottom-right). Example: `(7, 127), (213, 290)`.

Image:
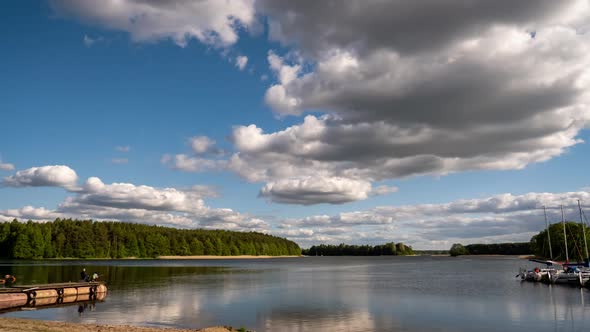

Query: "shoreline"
(38, 255), (302, 261)
(0, 317), (243, 332)
(157, 255), (301, 260)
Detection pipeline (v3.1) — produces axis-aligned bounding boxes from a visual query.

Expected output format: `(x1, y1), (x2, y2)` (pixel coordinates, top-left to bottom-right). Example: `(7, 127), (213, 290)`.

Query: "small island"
(302, 242), (414, 256)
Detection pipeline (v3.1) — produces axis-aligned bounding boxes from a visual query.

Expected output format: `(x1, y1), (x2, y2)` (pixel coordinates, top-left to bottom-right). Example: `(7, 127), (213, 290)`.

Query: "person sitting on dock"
(1, 274), (16, 287)
(92, 272), (99, 281)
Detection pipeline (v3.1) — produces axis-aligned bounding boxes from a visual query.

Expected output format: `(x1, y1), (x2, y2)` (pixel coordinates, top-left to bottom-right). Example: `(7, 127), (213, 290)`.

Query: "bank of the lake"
(0, 318), (240, 332)
(157, 255), (301, 259)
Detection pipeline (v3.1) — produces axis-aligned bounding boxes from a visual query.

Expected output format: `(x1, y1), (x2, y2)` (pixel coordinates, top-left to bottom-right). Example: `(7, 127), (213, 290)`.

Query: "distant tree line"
(450, 221), (590, 259)
(302, 242), (414, 256)
(449, 242), (531, 257)
(530, 221), (590, 261)
(0, 219), (301, 259)
(413, 250), (449, 255)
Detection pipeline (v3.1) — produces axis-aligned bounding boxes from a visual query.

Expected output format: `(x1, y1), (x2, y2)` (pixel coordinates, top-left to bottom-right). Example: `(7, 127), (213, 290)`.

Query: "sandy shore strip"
(157, 255), (301, 259)
(0, 318), (246, 332)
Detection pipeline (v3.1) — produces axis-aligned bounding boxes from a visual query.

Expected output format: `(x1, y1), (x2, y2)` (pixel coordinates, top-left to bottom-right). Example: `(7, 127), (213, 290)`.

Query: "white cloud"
(163, 135), (226, 172)
(0, 162), (14, 171)
(115, 145), (130, 153)
(278, 189), (590, 249)
(0, 206), (61, 221)
(259, 177), (372, 205)
(3, 175), (589, 248)
(189, 136), (216, 154)
(1, 174), (267, 231)
(83, 34), (104, 47)
(75, 176), (206, 213)
(2, 165), (78, 190)
(163, 154), (227, 173)
(370, 185), (399, 196)
(235, 55), (248, 71)
(51, 0), (256, 47)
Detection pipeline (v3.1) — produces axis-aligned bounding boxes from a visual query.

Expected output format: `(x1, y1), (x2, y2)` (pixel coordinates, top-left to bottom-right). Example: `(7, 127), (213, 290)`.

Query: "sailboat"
(518, 206), (563, 282)
(548, 202), (590, 286)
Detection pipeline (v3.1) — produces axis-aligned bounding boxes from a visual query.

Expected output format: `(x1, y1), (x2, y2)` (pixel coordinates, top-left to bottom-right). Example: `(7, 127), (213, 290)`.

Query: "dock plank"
(10, 282), (104, 290)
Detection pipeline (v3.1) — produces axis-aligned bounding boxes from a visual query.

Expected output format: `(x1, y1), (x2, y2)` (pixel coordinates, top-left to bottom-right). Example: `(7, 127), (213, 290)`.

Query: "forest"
(302, 242), (414, 256)
(0, 219), (301, 259)
(530, 221), (590, 261)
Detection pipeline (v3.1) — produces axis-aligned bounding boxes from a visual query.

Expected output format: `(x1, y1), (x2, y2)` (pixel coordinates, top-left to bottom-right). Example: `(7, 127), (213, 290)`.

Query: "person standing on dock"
(80, 268), (89, 282)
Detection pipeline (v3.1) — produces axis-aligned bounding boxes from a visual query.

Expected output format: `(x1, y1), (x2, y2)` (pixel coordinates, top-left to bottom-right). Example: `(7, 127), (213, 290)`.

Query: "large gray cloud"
(258, 0), (584, 56)
(231, 0), (590, 204)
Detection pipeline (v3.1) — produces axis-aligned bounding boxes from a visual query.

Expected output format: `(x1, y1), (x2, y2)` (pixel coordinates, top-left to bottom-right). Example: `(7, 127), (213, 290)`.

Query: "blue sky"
(1, 1), (590, 249)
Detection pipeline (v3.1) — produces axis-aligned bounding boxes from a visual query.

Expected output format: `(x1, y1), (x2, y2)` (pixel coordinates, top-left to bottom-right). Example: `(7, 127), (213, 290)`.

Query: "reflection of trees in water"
(3, 264), (249, 289)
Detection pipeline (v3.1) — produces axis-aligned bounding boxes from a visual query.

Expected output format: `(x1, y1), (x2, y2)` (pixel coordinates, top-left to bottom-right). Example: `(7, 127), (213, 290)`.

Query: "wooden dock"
(0, 281), (107, 312)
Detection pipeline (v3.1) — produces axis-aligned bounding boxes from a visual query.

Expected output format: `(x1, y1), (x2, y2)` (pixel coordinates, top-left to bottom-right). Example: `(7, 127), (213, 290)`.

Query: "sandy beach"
(157, 255), (301, 259)
(0, 318), (243, 332)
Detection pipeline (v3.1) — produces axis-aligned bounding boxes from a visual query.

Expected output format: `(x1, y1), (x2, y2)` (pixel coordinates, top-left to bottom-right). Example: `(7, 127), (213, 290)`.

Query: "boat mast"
(544, 206), (553, 260)
(561, 205), (569, 263)
(578, 200), (589, 261)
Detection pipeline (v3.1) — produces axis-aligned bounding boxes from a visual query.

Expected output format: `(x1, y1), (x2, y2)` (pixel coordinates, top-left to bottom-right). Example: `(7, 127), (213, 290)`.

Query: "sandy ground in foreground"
(157, 255), (301, 259)
(0, 318), (239, 332)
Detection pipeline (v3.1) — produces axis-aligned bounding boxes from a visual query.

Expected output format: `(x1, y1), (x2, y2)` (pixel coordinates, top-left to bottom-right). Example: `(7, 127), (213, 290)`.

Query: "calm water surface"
(1, 256), (589, 331)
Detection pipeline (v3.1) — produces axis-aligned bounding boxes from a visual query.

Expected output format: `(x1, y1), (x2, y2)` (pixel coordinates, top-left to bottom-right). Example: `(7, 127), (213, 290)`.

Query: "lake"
(1, 256), (589, 331)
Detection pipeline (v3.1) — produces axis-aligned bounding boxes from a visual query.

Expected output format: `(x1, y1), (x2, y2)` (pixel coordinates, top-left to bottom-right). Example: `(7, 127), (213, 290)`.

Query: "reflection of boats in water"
(0, 281), (107, 312)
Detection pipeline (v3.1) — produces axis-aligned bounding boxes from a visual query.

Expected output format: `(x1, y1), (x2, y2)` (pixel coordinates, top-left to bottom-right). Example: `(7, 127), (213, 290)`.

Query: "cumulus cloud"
(0, 206), (61, 221)
(277, 189), (590, 249)
(259, 177), (372, 205)
(189, 136), (217, 155)
(1, 174), (266, 231)
(219, 0), (590, 205)
(2, 165), (78, 190)
(235, 55), (248, 71)
(50, 0), (256, 47)
(75, 176), (206, 212)
(163, 135), (226, 172)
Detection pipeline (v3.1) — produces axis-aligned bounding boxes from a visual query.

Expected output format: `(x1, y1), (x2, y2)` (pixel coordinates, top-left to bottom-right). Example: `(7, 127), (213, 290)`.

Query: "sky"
(1, 0), (590, 249)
